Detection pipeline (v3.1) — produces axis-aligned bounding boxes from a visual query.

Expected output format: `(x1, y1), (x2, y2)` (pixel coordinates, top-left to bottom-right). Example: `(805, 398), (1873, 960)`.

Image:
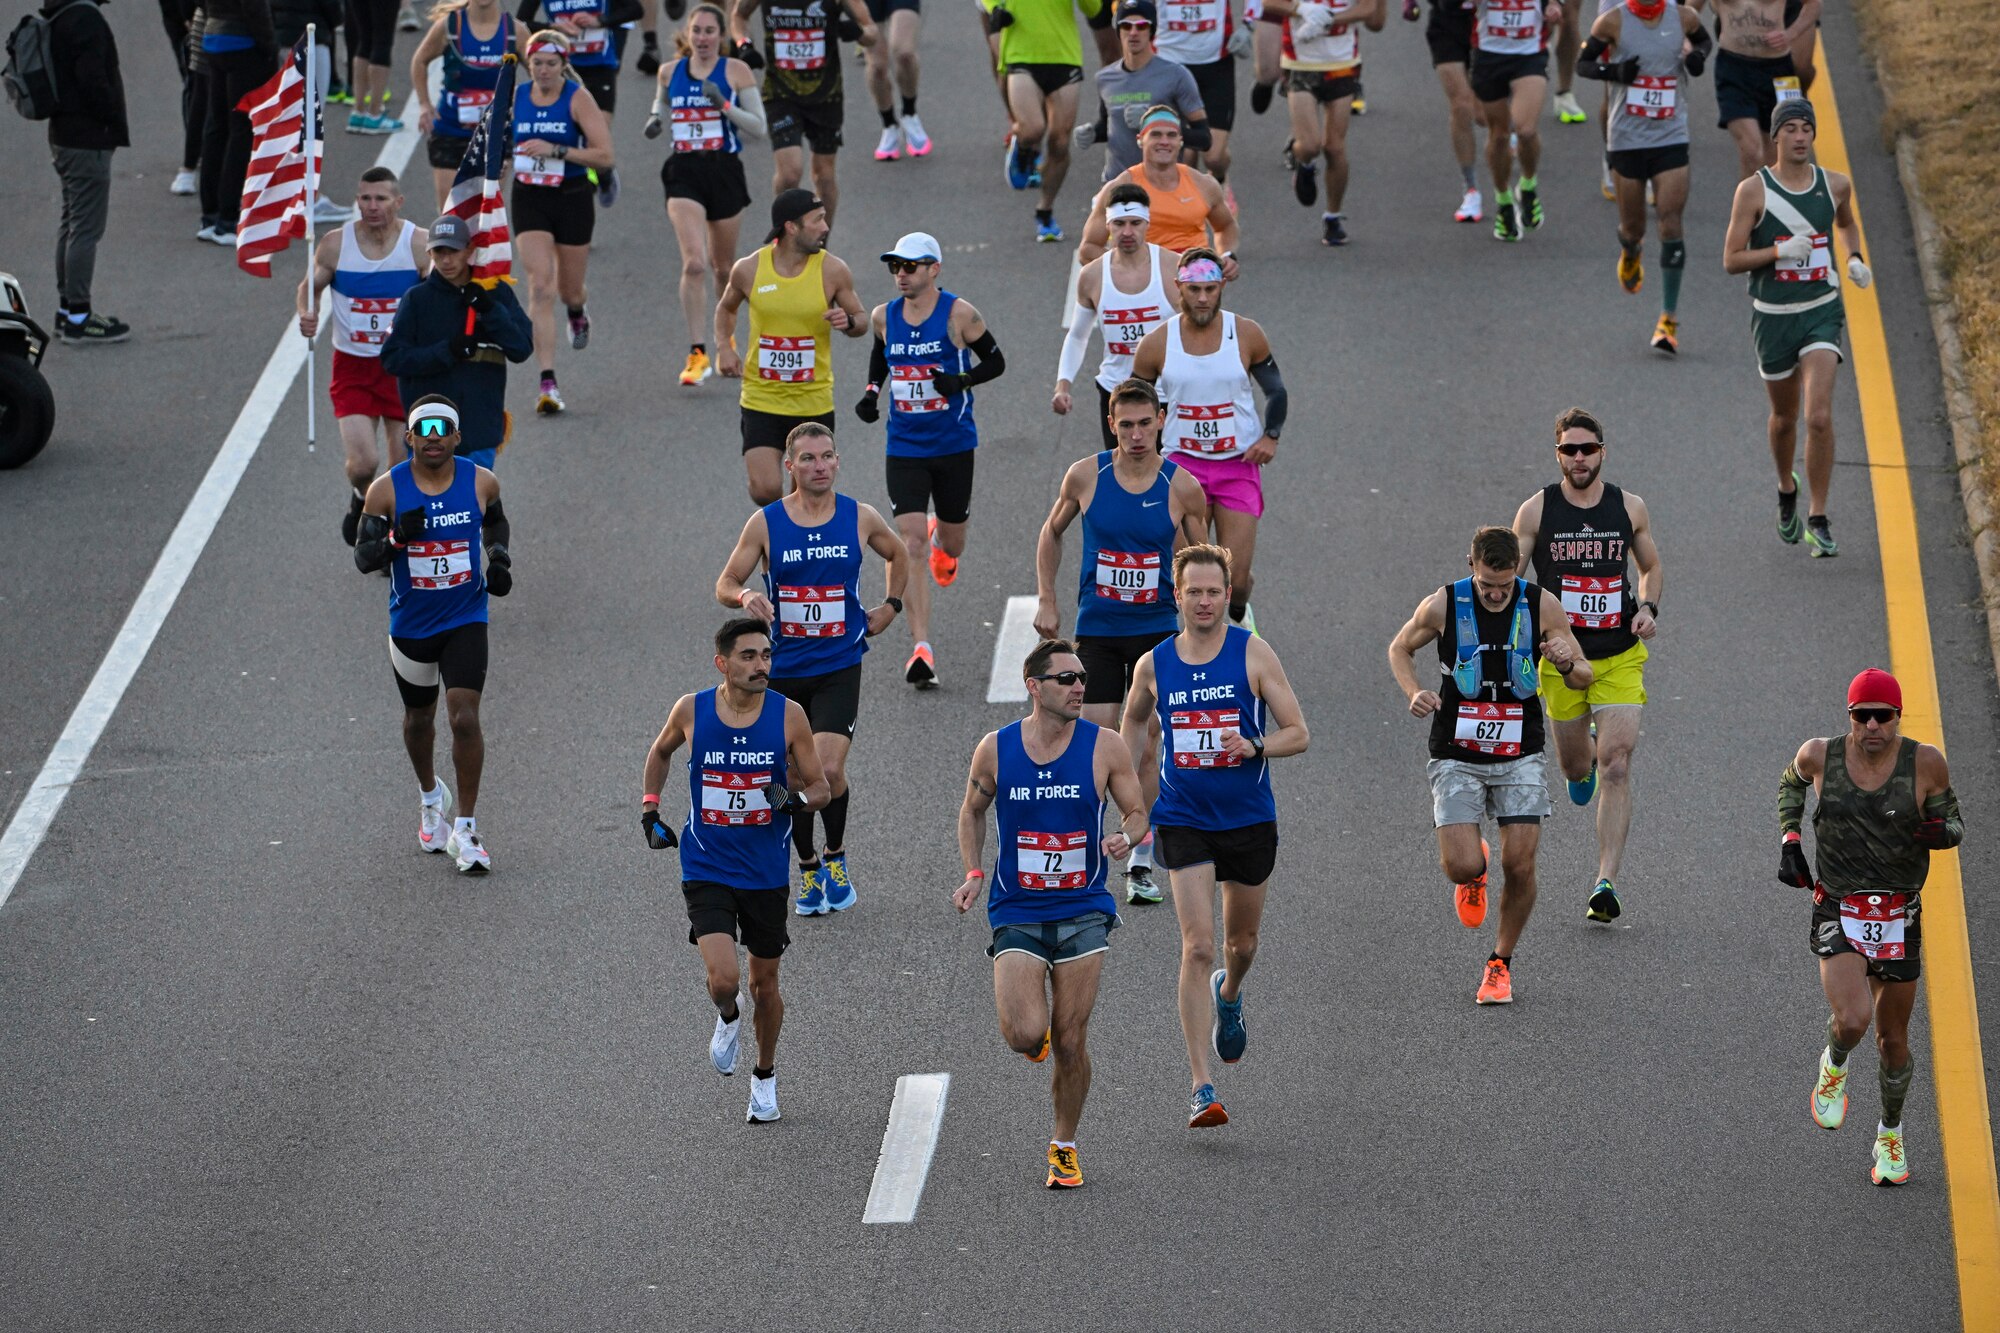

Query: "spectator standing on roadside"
(272, 0), (357, 222)
(197, 0), (279, 245)
(158, 0), (204, 194)
(44, 0), (131, 344)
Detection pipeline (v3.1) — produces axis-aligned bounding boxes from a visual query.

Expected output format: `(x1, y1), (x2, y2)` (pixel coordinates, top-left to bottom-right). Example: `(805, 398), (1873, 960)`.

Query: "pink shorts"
(330, 348), (405, 422)
(1172, 451), (1266, 518)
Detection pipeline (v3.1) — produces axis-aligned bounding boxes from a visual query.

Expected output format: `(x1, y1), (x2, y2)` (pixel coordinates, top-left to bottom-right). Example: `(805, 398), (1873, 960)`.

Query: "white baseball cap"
(880, 231), (942, 264)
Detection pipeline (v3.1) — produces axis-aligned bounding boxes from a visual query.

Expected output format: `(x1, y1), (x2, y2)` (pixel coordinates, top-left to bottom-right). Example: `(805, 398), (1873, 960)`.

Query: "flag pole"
(303, 26), (318, 452)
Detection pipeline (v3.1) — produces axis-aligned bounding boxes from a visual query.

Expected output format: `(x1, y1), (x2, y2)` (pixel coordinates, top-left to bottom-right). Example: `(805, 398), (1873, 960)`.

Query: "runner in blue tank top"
(353, 397), (516, 877)
(715, 423), (909, 916)
(518, 0), (637, 210)
(855, 233), (1009, 692)
(642, 618), (829, 1124)
(1121, 544), (1310, 1130)
(955, 638), (1147, 1189)
(412, 0), (520, 209)
(1033, 378), (1207, 906)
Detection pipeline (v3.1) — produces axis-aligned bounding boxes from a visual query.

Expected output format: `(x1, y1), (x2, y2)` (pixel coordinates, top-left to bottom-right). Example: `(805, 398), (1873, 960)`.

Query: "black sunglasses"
(1032, 670), (1089, 687)
(414, 417), (453, 438)
(1556, 442), (1603, 457)
(1849, 707), (1900, 725)
(885, 259), (935, 275)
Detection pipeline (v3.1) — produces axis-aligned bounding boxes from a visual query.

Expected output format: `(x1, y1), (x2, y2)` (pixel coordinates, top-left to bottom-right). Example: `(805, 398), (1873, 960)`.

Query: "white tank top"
(330, 220), (421, 358)
(1158, 310), (1261, 462)
(1155, 0), (1227, 64)
(1095, 244), (1173, 393)
(1475, 0), (1547, 55)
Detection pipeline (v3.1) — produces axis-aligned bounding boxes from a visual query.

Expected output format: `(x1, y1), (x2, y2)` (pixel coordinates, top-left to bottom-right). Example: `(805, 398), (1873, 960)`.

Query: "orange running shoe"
(1618, 246), (1644, 294)
(1027, 1028), (1050, 1062)
(1046, 1142), (1083, 1188)
(927, 515), (959, 587)
(1475, 957), (1514, 1005)
(1454, 837), (1490, 928)
(905, 643), (938, 690)
(679, 348), (712, 386)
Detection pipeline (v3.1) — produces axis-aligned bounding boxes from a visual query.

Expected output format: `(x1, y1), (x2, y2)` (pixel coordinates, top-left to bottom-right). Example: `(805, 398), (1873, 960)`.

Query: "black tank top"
(1429, 581), (1547, 764)
(1529, 481), (1638, 660)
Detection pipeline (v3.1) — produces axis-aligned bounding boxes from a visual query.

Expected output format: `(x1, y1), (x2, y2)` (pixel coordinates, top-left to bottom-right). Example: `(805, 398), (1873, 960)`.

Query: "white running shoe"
(711, 1009), (742, 1076)
(447, 825), (491, 874)
(171, 169), (198, 195)
(1871, 1124), (1910, 1185)
(747, 1071), (780, 1122)
(418, 781), (454, 853)
(900, 113), (932, 156)
(875, 125), (903, 160)
(1454, 188), (1483, 222)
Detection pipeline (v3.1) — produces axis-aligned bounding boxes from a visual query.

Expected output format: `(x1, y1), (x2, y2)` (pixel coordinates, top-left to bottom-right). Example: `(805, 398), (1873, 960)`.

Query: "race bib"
(672, 104), (724, 151)
(1165, 0), (1220, 33)
(1094, 549), (1162, 603)
(1454, 701), (1524, 756)
(346, 295), (398, 346)
(890, 363), (947, 412)
(1559, 573), (1623, 629)
(1102, 305), (1161, 358)
(1773, 74), (1802, 104)
(1172, 403), (1237, 455)
(757, 335), (817, 382)
(1774, 231), (1832, 283)
(776, 584), (846, 637)
(512, 153), (564, 188)
(1016, 830), (1089, 890)
(1482, 0), (1536, 39)
(569, 25), (611, 56)
(699, 769), (774, 826)
(1838, 891), (1908, 960)
(455, 88), (494, 125)
(773, 27), (827, 68)
(406, 540), (472, 590)
(1170, 708), (1242, 769)
(1623, 74), (1676, 118)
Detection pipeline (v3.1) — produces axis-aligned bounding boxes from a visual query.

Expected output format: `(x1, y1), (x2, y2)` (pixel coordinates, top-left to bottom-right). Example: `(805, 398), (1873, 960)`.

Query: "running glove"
(1227, 23), (1252, 54)
(702, 79), (729, 107)
(1291, 2), (1335, 40)
(835, 10), (862, 40)
(984, 3), (1014, 31)
(1914, 818), (1952, 848)
(643, 115), (664, 138)
(930, 368), (967, 397)
(1779, 833), (1814, 889)
(1846, 255), (1872, 288)
(764, 781), (807, 816)
(464, 283), (492, 313)
(642, 809), (678, 849)
(1775, 234), (1815, 265)
(451, 331), (480, 360)
(484, 544), (512, 596)
(1121, 103), (1151, 129)
(394, 507), (427, 544)
(855, 386), (881, 423)
(734, 39), (764, 68)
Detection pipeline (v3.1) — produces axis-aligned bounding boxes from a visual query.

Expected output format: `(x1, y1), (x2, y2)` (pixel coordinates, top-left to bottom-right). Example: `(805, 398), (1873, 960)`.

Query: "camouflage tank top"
(1813, 736), (1929, 894)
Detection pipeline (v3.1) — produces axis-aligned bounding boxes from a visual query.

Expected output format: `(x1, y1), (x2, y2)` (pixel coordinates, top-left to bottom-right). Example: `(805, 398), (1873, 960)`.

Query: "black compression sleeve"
(1248, 355), (1288, 437)
(868, 334), (889, 389)
(355, 514), (393, 573)
(482, 498), (511, 548)
(962, 331), (1006, 387)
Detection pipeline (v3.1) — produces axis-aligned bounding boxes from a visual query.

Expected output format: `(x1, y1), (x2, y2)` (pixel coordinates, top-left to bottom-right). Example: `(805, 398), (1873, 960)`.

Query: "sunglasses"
(414, 417), (453, 438)
(1032, 671), (1089, 687)
(885, 259), (935, 275)
(1849, 707), (1900, 725)
(1118, 18), (1152, 27)
(1556, 442), (1603, 457)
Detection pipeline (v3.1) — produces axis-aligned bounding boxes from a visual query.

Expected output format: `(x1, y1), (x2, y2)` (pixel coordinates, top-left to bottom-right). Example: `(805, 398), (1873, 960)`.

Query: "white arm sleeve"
(1057, 303), (1096, 385)
(723, 84), (768, 140)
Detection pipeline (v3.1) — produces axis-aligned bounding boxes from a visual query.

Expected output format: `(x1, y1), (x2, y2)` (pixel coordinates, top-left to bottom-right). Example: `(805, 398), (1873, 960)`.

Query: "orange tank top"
(1121, 164), (1212, 253)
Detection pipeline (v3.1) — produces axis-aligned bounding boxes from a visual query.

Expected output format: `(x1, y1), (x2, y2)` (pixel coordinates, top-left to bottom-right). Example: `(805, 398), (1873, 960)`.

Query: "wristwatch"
(1251, 735), (1266, 759)
(1639, 599), (1659, 618)
(885, 596), (904, 614)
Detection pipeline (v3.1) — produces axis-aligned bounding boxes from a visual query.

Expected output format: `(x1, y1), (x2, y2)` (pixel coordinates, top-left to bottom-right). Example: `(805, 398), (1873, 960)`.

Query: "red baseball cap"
(1847, 668), (1902, 711)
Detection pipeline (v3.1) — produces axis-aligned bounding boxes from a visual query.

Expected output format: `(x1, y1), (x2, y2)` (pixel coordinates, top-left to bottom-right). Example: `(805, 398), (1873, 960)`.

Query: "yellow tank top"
(1122, 164), (1212, 254)
(742, 246), (833, 415)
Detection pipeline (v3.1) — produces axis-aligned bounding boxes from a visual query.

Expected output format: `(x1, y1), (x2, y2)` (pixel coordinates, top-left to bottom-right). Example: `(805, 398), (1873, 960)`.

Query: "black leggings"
(347, 0), (401, 66)
(199, 46), (275, 227)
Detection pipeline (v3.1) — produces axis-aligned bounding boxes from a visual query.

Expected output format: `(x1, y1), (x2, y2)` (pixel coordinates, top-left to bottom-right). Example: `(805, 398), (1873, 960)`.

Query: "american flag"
(445, 55), (517, 284)
(234, 37), (321, 278)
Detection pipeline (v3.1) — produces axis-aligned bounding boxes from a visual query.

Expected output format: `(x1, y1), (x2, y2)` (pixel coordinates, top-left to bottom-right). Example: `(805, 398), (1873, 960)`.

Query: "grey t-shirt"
(1094, 54), (1205, 181)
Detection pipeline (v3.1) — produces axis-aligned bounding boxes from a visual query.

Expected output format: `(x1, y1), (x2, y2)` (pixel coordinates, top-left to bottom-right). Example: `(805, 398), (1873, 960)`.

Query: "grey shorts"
(988, 910), (1119, 966)
(1427, 752), (1553, 827)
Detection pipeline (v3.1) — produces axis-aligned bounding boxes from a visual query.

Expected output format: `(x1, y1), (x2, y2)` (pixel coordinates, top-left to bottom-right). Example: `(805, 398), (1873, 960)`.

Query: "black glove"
(763, 781), (807, 816)
(734, 39), (765, 68)
(930, 368), (967, 397)
(1612, 55), (1641, 84)
(451, 331), (480, 361)
(855, 387), (881, 423)
(835, 10), (862, 40)
(1778, 835), (1814, 889)
(702, 78), (730, 108)
(484, 543), (512, 596)
(1914, 818), (1952, 849)
(1684, 46), (1706, 77)
(394, 507), (427, 545)
(642, 808), (678, 849)
(464, 283), (493, 313)
(984, 3), (1013, 31)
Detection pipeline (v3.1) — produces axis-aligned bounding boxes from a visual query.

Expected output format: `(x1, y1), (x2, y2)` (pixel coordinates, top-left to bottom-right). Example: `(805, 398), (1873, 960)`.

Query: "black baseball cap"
(1114, 0), (1157, 24)
(768, 187), (825, 240)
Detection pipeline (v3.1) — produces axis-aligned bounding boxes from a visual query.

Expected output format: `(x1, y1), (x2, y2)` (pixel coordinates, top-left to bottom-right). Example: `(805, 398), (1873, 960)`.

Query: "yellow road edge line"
(1817, 57), (2000, 1330)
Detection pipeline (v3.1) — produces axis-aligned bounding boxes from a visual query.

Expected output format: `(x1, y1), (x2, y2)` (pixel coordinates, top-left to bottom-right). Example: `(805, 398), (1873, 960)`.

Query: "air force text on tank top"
(762, 494), (869, 677)
(989, 719), (1117, 926)
(387, 460), (488, 639)
(884, 292), (977, 458)
(679, 688), (794, 890)
(1150, 626), (1276, 830)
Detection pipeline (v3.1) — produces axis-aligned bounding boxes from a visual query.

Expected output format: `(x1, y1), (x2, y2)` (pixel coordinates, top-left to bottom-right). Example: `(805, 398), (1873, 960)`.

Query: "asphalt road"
(2, 3), (1996, 1329)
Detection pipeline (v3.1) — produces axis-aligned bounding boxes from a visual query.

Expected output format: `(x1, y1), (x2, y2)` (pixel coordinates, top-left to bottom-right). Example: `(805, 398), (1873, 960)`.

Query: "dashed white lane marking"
(985, 596), (1042, 704)
(863, 1072), (952, 1224)
(0, 97), (421, 909)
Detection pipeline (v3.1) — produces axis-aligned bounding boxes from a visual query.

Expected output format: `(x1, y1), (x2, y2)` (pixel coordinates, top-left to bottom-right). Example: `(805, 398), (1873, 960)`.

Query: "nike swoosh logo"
(1141, 500), (1164, 508)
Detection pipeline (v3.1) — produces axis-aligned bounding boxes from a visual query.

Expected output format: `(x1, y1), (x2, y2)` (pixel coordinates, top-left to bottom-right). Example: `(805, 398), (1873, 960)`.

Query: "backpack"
(4, 11), (59, 121)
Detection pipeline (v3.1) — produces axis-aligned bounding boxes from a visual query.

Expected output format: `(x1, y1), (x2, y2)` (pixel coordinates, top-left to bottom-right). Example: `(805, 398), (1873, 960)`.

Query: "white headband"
(408, 403), (460, 430)
(1106, 201), (1151, 221)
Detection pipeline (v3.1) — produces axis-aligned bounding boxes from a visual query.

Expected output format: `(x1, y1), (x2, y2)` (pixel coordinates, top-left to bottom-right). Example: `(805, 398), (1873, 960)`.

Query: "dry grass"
(1855, 0), (2000, 498)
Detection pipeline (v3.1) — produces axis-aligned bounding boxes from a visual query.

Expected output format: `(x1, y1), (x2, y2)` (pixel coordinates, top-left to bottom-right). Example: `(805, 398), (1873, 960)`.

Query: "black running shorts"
(1469, 49), (1548, 104)
(885, 449), (976, 524)
(1187, 56), (1236, 133)
(741, 406), (837, 454)
(1076, 630), (1174, 705)
(768, 96), (844, 154)
(1426, 2), (1474, 66)
(1606, 143), (1689, 180)
(685, 880), (791, 958)
(767, 663), (862, 738)
(1810, 885), (1921, 984)
(1154, 820), (1279, 887)
(389, 621), (489, 708)
(662, 150), (752, 220)
(575, 61), (619, 115)
(510, 178), (596, 245)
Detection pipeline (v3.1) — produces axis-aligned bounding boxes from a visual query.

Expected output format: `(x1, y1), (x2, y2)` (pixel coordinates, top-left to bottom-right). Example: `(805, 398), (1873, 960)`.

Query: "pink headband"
(1177, 257), (1224, 284)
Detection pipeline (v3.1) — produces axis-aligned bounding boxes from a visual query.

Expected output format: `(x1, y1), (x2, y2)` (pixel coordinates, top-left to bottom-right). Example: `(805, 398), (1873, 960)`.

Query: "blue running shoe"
(1036, 217), (1064, 243)
(1211, 968), (1246, 1063)
(1005, 135), (1033, 190)
(795, 865), (830, 916)
(1586, 877), (1622, 923)
(1188, 1082), (1229, 1128)
(1568, 762), (1597, 806)
(824, 851), (857, 911)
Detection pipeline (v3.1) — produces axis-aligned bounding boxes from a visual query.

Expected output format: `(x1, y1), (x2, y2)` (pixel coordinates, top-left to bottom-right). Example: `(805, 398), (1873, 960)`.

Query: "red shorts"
(330, 349), (405, 422)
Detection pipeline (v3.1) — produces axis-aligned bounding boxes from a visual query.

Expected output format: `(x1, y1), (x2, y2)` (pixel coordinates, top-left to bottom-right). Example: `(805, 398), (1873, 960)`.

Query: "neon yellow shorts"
(1539, 639), (1648, 721)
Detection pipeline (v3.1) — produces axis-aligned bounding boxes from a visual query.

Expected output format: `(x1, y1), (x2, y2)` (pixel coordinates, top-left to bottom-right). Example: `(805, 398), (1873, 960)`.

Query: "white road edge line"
(0, 98), (421, 909)
(985, 596), (1042, 703)
(862, 1072), (951, 1224)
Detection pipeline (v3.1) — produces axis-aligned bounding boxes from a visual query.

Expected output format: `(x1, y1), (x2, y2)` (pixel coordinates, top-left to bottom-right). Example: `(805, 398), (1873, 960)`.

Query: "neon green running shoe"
(1811, 1047), (1850, 1130)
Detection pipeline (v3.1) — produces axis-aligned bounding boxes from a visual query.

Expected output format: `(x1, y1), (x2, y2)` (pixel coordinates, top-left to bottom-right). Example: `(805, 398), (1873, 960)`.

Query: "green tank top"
(1748, 165), (1840, 314)
(1813, 736), (1929, 894)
